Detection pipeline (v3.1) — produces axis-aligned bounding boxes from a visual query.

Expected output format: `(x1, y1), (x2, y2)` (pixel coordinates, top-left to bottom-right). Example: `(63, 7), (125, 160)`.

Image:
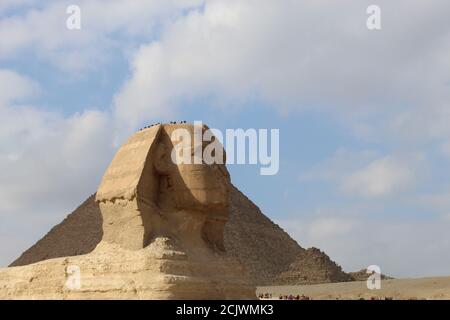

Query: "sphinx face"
(174, 163), (229, 211)
(156, 124), (230, 213)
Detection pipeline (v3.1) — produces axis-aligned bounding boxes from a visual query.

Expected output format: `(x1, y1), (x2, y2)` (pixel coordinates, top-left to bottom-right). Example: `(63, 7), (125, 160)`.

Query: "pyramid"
(347, 269), (393, 282)
(274, 247), (352, 285)
(12, 186), (308, 285)
(10, 186), (349, 286)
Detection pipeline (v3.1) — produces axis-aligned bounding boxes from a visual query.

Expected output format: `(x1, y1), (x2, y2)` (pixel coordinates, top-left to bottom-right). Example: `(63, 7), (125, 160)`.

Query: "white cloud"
(301, 149), (421, 198)
(307, 217), (358, 241)
(112, 0), (450, 131)
(299, 148), (379, 183)
(0, 70), (115, 266)
(280, 213), (450, 278)
(341, 156), (416, 198)
(0, 68), (133, 265)
(3, 0), (450, 142)
(0, 69), (37, 105)
(0, 0), (37, 13)
(0, 0), (203, 71)
(417, 191), (450, 213)
(440, 141), (450, 158)
(0, 107), (114, 215)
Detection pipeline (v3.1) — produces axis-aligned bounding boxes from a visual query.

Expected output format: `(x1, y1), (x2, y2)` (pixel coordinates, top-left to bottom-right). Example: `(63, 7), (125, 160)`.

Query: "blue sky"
(1, 0), (450, 278)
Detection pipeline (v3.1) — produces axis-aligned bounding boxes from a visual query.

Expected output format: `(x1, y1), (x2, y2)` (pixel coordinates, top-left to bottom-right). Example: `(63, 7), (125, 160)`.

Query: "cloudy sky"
(1, 0), (450, 278)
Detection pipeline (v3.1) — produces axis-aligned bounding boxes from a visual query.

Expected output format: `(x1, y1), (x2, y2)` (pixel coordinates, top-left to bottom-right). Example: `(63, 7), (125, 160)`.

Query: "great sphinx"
(0, 123), (255, 299)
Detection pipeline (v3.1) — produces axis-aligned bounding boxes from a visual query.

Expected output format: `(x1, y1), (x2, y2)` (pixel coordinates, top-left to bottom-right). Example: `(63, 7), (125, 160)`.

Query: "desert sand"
(258, 276), (450, 300)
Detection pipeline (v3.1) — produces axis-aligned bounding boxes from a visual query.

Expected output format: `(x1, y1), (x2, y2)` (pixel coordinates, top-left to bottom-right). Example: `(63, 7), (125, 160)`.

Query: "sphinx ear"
(154, 143), (171, 175)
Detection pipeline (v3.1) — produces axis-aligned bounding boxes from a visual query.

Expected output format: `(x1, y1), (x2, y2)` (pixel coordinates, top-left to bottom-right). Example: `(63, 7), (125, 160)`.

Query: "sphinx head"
(154, 124), (230, 213)
(96, 123), (230, 252)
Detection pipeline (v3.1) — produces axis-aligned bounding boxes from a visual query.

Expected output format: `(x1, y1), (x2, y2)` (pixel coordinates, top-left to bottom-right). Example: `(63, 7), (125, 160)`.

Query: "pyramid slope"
(225, 187), (305, 284)
(10, 195), (102, 268)
(10, 186), (348, 285)
(275, 247), (352, 285)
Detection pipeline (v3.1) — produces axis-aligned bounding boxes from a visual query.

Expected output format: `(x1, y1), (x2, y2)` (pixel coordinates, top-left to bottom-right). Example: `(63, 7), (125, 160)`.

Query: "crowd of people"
(139, 121), (188, 131)
(278, 294), (311, 300)
(257, 293), (272, 299)
(258, 293), (312, 300)
(258, 293), (423, 300)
